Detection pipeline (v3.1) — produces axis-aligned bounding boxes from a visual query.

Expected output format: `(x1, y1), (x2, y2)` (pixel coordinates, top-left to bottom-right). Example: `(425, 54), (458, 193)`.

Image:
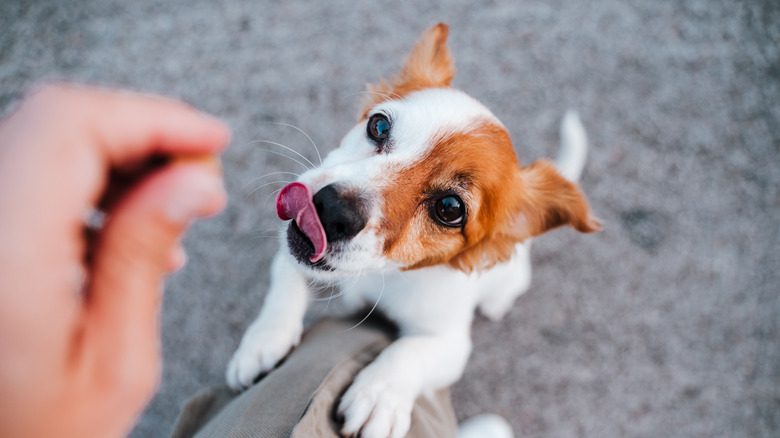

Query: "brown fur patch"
(448, 159), (600, 272)
(514, 160), (601, 239)
(381, 122), (521, 271)
(378, 123), (599, 273)
(359, 23), (455, 119)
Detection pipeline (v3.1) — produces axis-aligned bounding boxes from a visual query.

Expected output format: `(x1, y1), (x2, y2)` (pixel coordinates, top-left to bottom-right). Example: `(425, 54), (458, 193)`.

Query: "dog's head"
(278, 23), (599, 280)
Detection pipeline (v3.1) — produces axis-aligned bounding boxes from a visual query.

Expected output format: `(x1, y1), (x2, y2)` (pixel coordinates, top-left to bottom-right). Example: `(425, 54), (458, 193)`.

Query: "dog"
(226, 23), (599, 438)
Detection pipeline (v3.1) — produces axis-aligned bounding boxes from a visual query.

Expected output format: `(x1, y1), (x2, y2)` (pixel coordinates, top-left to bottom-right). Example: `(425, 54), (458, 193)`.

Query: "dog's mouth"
(277, 182), (331, 270)
(286, 221), (333, 271)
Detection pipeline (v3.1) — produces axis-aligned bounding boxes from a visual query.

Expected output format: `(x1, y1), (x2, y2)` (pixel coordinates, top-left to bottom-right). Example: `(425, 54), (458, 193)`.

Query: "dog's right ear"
(510, 160), (601, 241)
(448, 159), (599, 273)
(360, 23), (455, 119)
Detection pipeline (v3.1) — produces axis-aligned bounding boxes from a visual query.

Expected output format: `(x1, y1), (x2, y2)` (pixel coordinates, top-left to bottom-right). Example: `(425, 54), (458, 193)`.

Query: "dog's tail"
(555, 110), (588, 183)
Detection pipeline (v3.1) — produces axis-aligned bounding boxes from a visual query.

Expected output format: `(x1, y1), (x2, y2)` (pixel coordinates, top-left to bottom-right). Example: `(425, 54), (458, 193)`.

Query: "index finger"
(23, 83), (231, 165)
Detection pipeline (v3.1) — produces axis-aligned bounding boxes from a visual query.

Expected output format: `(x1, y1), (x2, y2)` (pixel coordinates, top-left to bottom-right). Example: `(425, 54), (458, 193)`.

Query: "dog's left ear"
(360, 23), (455, 118)
(449, 160), (600, 273)
(509, 160), (601, 241)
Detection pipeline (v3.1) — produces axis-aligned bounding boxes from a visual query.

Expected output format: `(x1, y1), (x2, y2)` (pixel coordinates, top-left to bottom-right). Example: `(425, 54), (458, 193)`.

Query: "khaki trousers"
(170, 318), (458, 438)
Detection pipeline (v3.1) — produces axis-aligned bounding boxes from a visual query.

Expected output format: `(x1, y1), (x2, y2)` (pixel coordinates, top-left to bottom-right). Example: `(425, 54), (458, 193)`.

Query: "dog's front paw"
(337, 375), (414, 438)
(225, 322), (302, 391)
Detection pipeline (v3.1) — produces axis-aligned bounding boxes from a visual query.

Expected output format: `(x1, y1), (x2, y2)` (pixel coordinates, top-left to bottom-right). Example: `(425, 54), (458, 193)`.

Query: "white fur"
(226, 88), (586, 438)
(556, 110), (588, 182)
(458, 414), (514, 438)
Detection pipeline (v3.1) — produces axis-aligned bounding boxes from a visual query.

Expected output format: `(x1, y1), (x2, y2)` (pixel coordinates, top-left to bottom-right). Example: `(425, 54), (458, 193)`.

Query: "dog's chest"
(346, 267), (481, 333)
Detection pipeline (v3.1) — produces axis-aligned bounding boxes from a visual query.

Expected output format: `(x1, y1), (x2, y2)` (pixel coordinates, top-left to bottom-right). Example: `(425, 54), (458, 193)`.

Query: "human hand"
(0, 84), (230, 438)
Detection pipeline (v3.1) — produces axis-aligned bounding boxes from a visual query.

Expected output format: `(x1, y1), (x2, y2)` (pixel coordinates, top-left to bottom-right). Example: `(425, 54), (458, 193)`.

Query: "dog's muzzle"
(279, 182), (368, 268)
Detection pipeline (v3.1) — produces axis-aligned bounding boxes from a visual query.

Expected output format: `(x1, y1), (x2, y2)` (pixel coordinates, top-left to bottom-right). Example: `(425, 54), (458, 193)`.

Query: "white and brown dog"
(227, 23), (599, 438)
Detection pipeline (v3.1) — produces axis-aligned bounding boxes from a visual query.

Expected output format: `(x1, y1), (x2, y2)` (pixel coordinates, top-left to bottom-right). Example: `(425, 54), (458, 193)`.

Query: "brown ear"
(448, 159), (599, 274)
(511, 159), (601, 240)
(360, 23), (455, 118)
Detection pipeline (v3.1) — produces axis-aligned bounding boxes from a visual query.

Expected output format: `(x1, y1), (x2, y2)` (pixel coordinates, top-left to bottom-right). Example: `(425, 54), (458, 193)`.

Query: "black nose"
(313, 184), (367, 242)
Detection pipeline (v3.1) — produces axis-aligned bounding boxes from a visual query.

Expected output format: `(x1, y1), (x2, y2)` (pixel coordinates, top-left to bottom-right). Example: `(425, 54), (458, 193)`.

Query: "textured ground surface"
(2, 1), (778, 437)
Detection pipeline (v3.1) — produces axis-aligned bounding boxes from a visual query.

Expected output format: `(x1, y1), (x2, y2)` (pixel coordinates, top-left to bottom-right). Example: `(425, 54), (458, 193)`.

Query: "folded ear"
(448, 159), (599, 273)
(510, 159), (601, 240)
(360, 23), (455, 118)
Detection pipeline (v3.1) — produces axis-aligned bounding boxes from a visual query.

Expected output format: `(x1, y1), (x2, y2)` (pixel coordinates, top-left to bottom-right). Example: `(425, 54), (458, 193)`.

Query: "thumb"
(85, 163), (226, 368)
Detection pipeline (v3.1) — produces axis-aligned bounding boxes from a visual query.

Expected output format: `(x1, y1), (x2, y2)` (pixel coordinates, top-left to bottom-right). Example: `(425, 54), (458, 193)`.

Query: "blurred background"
(1, 1), (778, 437)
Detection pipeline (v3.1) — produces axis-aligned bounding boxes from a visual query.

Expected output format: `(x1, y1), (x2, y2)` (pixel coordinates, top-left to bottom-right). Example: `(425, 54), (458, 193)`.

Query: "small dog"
(227, 23), (599, 438)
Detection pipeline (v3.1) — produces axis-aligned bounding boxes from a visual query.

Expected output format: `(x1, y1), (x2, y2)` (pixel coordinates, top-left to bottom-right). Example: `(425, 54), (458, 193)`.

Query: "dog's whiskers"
(325, 269), (364, 312)
(260, 122), (323, 167)
(249, 226), (280, 236)
(249, 234), (282, 242)
(250, 139), (317, 169)
(310, 267), (363, 303)
(307, 282), (341, 313)
(249, 232), (285, 243)
(242, 172), (301, 191)
(307, 280), (333, 295)
(249, 141), (315, 171)
(310, 289), (341, 301)
(339, 269), (384, 332)
(309, 288), (333, 299)
(261, 188), (285, 209)
(245, 180), (293, 197)
(340, 269), (364, 295)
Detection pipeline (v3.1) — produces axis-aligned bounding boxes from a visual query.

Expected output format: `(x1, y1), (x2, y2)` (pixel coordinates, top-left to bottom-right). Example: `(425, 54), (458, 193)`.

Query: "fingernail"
(165, 167), (226, 223)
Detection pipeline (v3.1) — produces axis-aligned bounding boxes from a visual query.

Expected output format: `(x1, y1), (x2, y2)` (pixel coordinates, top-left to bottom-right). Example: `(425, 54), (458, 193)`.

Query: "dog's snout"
(313, 184), (367, 242)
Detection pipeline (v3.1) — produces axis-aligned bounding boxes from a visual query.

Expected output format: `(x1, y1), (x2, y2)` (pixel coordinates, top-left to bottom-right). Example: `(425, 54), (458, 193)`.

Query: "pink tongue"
(276, 182), (328, 262)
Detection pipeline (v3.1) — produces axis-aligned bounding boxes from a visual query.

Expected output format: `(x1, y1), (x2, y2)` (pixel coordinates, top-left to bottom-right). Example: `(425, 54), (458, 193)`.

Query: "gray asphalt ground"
(2, 1), (778, 437)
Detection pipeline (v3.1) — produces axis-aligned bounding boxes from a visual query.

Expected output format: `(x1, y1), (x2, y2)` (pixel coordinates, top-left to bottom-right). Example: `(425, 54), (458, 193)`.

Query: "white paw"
(225, 322), (302, 391)
(337, 375), (414, 438)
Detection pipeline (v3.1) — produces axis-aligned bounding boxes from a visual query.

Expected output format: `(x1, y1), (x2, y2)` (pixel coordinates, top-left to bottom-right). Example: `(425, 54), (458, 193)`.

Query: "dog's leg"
(338, 329), (472, 438)
(477, 240), (533, 321)
(226, 251), (309, 390)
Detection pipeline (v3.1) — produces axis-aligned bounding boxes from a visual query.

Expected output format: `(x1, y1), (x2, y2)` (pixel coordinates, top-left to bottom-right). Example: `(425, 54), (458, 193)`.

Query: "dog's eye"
(434, 195), (465, 227)
(367, 113), (391, 147)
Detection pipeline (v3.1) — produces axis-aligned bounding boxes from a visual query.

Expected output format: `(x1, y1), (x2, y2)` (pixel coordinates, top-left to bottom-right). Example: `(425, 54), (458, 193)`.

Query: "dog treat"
(172, 154), (222, 172)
